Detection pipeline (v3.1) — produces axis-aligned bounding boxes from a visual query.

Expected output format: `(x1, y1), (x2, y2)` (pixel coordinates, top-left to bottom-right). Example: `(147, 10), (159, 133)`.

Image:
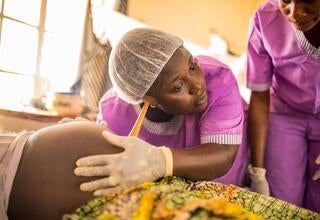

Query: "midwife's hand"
(248, 164), (270, 196)
(312, 154), (320, 181)
(74, 131), (173, 196)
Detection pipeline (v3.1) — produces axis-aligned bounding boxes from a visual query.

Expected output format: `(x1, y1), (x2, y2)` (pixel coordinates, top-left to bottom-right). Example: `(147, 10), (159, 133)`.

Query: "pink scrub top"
(97, 55), (244, 148)
(247, 0), (320, 116)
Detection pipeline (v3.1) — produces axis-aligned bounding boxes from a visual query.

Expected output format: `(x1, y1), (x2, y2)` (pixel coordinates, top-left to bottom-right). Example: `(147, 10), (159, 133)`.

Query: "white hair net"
(109, 28), (183, 104)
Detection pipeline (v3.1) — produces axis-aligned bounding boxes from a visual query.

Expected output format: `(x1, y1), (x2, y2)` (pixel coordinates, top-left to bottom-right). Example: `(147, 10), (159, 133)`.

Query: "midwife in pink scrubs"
(246, 0), (320, 212)
(74, 27), (248, 196)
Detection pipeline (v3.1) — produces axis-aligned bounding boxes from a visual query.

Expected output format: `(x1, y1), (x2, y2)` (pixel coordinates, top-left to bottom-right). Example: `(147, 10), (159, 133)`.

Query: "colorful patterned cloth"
(64, 177), (320, 220)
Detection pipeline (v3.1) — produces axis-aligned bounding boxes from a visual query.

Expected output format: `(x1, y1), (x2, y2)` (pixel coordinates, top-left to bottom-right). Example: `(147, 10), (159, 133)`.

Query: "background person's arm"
(248, 91), (269, 168)
(247, 90), (270, 195)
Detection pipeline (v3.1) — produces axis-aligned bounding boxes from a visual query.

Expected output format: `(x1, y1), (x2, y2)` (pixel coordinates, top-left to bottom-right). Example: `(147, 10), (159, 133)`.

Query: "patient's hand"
(58, 116), (90, 124)
(58, 117), (108, 131)
(313, 154), (320, 181)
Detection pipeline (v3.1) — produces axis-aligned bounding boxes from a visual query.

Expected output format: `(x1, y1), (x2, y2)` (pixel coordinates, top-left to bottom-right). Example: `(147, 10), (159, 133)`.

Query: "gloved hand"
(74, 130), (173, 196)
(248, 164), (270, 196)
(312, 154), (320, 181)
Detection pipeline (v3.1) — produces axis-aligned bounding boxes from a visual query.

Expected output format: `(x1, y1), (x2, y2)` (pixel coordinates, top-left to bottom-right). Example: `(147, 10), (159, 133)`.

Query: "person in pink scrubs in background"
(74, 27), (248, 196)
(246, 0), (320, 212)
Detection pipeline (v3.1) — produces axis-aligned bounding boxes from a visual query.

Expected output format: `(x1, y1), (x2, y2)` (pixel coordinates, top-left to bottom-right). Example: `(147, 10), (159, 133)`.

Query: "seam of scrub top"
(133, 104), (184, 135)
(293, 26), (320, 59)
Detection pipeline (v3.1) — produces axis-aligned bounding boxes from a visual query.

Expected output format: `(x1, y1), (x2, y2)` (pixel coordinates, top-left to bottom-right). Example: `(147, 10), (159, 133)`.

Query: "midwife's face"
(151, 46), (208, 115)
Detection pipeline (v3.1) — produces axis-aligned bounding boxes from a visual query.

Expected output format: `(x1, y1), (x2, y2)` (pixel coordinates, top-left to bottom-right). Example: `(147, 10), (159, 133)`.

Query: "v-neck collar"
(133, 104), (184, 135)
(293, 26), (320, 59)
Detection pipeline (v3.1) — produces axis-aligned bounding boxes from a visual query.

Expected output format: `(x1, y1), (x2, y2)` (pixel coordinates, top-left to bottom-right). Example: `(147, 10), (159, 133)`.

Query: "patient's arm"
(8, 121), (122, 220)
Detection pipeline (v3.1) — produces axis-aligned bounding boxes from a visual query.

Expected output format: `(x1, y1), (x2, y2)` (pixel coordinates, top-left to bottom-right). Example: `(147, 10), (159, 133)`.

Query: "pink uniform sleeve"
(200, 80), (244, 145)
(246, 13), (273, 92)
(97, 88), (135, 136)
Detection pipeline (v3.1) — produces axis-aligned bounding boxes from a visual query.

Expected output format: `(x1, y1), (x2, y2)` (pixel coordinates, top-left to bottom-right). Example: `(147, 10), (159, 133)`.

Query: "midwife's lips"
(289, 19), (314, 31)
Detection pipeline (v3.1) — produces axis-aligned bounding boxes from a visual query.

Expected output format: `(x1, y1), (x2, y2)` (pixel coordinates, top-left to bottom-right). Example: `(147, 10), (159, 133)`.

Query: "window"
(0, 0), (87, 107)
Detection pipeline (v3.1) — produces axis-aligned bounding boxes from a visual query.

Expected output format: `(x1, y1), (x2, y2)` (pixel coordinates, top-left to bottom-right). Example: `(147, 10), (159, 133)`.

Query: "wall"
(127, 0), (265, 55)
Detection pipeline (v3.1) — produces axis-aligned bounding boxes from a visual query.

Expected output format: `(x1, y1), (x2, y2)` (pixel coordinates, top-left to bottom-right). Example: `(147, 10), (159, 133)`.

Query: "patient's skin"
(8, 121), (122, 220)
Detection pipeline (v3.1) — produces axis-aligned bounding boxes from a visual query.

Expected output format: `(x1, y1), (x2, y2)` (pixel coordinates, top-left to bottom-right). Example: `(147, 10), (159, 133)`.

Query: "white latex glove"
(248, 164), (270, 196)
(74, 130), (173, 196)
(312, 154), (320, 181)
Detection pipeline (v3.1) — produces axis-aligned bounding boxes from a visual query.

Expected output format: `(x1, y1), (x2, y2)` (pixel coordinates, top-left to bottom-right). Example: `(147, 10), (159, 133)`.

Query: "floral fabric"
(64, 177), (320, 220)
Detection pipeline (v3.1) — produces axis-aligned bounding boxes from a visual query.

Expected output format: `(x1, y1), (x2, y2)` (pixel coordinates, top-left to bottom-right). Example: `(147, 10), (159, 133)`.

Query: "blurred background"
(0, 0), (263, 131)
